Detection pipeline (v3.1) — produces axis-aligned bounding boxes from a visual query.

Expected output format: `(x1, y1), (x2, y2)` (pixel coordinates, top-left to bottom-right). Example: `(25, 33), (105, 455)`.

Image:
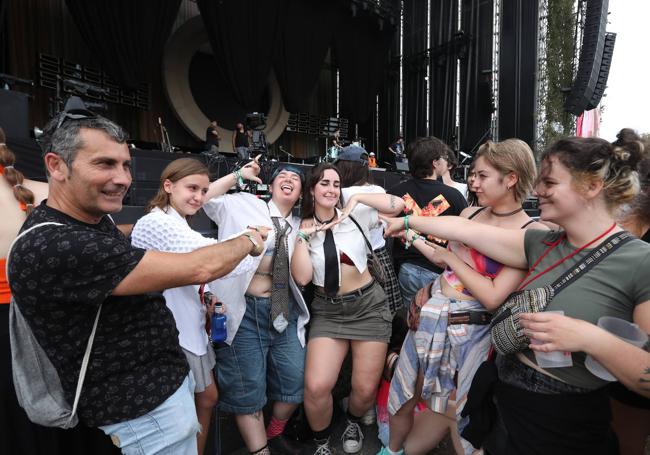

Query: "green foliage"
(540, 0), (576, 151)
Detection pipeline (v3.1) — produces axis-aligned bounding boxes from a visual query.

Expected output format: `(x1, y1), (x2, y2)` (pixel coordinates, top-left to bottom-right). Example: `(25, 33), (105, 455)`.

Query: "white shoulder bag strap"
(7, 222), (103, 425)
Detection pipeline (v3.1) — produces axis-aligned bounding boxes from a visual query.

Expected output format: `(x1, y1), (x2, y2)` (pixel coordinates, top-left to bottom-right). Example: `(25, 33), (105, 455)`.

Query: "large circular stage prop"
(163, 16), (288, 153)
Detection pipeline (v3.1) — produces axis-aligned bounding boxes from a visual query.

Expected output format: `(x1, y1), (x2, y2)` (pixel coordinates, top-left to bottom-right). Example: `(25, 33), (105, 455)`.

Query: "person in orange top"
(0, 128), (48, 303)
(368, 152), (377, 168)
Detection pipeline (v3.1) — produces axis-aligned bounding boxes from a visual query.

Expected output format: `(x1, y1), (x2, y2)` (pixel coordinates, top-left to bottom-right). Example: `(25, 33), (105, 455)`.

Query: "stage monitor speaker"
(586, 32), (616, 111)
(0, 90), (30, 138)
(395, 160), (410, 173)
(563, 0), (609, 115)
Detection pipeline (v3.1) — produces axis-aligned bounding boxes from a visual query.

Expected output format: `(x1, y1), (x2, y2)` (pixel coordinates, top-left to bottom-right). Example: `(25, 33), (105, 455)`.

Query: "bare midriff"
(315, 263), (373, 296)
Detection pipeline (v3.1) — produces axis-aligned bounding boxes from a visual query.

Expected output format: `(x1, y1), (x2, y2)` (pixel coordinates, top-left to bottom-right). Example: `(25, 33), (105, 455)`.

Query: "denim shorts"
(99, 373), (199, 454)
(214, 295), (305, 414)
(398, 262), (439, 310)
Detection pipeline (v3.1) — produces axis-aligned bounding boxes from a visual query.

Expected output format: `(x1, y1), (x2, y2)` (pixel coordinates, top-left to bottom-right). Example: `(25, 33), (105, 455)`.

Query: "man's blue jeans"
(99, 374), (199, 454)
(398, 262), (439, 309)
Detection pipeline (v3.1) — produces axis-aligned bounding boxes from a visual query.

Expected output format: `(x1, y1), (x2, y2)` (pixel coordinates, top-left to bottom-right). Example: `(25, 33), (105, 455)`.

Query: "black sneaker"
(301, 438), (332, 455)
(341, 420), (364, 453)
(268, 434), (304, 455)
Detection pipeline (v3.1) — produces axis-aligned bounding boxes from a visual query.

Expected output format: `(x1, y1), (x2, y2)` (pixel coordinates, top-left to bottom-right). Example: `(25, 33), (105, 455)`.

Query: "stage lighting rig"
(0, 72), (34, 88)
(83, 100), (108, 112)
(63, 78), (108, 96)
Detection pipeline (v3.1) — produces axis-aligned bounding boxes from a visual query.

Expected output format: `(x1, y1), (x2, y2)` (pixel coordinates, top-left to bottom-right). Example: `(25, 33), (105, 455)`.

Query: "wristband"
(403, 215), (411, 249)
(298, 231), (311, 241)
(232, 169), (244, 187)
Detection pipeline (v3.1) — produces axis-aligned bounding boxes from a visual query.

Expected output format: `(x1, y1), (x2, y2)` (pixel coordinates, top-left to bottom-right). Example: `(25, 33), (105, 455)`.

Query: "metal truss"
(490, 0), (501, 141)
(535, 0), (549, 152)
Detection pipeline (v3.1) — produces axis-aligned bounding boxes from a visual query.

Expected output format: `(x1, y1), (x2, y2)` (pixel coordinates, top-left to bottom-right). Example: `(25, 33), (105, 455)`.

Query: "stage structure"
(0, 0), (617, 166)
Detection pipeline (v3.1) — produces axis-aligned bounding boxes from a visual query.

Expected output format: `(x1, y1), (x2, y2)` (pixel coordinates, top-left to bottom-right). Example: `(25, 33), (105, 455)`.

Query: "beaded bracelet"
(297, 231), (311, 241)
(405, 232), (419, 250)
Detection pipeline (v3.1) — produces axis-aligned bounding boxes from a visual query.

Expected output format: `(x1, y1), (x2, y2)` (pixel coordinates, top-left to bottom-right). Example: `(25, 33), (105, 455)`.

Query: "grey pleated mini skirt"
(182, 344), (216, 393)
(309, 280), (393, 343)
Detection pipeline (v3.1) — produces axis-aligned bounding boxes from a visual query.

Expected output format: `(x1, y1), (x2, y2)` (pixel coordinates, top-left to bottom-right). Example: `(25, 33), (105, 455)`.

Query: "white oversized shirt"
(131, 206), (220, 356)
(341, 184), (387, 250)
(202, 192), (310, 346)
(308, 206), (378, 287)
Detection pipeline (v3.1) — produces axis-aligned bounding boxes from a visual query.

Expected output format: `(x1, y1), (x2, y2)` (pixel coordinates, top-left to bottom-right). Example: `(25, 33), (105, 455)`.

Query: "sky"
(598, 0), (650, 140)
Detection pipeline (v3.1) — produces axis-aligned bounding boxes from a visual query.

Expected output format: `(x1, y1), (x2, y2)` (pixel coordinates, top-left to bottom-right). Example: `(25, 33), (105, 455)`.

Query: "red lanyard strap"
(518, 222), (617, 290)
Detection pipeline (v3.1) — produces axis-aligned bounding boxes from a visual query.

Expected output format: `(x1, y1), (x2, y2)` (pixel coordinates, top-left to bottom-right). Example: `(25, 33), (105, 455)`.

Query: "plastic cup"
(532, 311), (573, 368)
(585, 316), (649, 381)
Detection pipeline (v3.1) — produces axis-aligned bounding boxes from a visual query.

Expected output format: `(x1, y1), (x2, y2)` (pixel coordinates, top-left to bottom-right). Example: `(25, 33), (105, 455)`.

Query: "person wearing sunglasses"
(7, 98), (267, 454)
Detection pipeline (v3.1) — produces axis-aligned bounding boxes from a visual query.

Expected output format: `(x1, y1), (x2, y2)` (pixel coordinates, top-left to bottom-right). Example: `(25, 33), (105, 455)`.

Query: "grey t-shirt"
(519, 229), (650, 389)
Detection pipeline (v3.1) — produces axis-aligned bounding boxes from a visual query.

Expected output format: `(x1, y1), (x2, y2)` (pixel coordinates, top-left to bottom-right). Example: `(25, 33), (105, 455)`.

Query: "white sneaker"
(361, 407), (376, 425)
(341, 420), (364, 453)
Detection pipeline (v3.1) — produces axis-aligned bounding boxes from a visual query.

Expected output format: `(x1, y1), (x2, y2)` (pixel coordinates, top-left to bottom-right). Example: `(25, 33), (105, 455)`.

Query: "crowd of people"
(2, 102), (649, 455)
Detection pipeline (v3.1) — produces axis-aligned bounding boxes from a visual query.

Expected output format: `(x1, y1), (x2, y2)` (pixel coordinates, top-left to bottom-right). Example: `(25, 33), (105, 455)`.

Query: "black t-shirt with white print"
(8, 203), (188, 427)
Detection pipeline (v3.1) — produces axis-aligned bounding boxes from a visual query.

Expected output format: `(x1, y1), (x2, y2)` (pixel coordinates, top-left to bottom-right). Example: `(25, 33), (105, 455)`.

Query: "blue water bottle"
(211, 302), (227, 344)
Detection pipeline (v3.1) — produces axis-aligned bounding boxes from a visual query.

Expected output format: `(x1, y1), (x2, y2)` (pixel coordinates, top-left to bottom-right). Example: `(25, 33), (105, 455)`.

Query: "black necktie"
(316, 215), (339, 297)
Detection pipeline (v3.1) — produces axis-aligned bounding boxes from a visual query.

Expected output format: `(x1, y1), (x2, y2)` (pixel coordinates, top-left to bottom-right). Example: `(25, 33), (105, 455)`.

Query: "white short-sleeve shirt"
(308, 207), (378, 287)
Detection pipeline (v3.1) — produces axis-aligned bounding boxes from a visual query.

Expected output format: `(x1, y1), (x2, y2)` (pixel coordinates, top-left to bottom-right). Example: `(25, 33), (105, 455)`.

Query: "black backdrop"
(273, 0), (336, 114)
(498, 0), (538, 145)
(459, 0), (494, 154)
(64, 0), (181, 90)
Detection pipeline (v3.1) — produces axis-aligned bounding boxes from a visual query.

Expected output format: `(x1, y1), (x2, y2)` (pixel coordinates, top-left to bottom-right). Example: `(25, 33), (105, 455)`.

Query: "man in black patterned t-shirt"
(7, 100), (267, 454)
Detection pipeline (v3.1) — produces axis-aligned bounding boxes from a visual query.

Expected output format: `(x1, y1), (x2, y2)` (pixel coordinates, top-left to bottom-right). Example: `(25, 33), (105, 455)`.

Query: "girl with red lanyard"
(381, 136), (650, 454)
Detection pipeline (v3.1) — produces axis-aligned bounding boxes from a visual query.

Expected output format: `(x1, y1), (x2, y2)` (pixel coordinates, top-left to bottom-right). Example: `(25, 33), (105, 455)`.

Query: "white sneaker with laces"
(341, 420), (364, 453)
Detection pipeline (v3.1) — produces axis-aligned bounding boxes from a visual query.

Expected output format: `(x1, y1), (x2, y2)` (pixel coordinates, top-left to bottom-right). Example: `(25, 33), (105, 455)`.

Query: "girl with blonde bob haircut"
(474, 138), (537, 204)
(343, 138), (546, 454)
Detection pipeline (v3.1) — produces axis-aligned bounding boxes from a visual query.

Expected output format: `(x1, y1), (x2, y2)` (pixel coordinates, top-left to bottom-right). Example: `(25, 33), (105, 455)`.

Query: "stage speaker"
(586, 32), (616, 111)
(395, 160), (410, 173)
(0, 90), (30, 138)
(564, 0), (609, 115)
(124, 181), (159, 206)
(130, 148), (188, 182)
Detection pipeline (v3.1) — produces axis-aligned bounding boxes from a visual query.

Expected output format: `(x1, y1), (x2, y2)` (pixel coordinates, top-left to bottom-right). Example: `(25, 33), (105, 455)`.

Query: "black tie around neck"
(315, 213), (339, 297)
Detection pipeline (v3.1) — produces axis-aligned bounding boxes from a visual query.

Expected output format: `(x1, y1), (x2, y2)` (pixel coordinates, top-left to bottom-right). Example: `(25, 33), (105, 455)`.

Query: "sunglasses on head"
(55, 108), (97, 130)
